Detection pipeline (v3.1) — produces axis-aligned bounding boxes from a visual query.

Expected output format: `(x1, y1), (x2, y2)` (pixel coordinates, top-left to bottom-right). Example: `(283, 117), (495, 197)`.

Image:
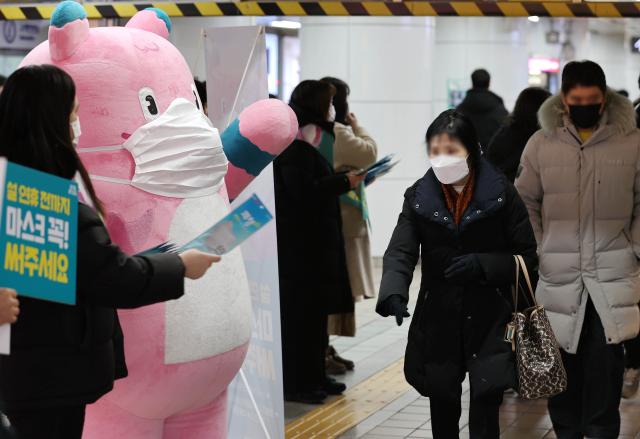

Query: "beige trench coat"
(328, 122), (378, 336)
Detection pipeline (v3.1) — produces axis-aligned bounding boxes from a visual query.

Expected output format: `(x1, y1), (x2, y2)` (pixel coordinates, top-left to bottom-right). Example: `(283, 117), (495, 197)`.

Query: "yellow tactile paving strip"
(285, 358), (410, 438)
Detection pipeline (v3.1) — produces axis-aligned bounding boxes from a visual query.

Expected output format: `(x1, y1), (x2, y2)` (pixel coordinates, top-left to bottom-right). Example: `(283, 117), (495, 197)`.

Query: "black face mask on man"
(568, 103), (602, 129)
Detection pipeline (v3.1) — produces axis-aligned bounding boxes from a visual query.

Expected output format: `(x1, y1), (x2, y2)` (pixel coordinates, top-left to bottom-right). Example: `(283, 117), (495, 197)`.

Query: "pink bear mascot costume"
(22, 2), (297, 438)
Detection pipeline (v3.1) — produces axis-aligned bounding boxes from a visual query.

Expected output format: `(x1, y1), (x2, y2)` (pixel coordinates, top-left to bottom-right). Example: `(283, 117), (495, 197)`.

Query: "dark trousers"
(548, 299), (624, 439)
(430, 391), (503, 438)
(281, 298), (327, 395)
(5, 406), (86, 439)
(624, 305), (640, 369)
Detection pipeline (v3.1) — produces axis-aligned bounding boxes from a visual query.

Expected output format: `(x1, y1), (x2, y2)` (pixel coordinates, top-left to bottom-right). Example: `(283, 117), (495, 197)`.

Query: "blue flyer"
(180, 194), (273, 255)
(0, 159), (78, 305)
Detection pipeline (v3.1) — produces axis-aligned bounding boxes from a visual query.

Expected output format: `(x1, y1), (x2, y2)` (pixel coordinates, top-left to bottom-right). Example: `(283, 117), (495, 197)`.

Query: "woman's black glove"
(378, 294), (410, 326)
(444, 254), (484, 282)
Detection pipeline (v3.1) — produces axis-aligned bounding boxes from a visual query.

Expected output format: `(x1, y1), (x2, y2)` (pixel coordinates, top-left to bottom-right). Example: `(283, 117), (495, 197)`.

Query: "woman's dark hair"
(0, 65), (103, 215)
(426, 109), (481, 170)
(509, 87), (551, 136)
(320, 77), (350, 125)
(289, 80), (335, 128)
(561, 60), (607, 95)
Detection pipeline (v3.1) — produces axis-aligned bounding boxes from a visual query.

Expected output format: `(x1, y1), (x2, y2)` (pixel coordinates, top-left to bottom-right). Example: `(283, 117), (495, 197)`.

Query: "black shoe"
(323, 377), (347, 395)
(285, 390), (327, 404)
(328, 345), (355, 371)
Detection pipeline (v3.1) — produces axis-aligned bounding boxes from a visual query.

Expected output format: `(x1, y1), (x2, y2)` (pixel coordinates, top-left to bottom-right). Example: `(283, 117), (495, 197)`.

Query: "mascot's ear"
(126, 8), (171, 39)
(49, 1), (90, 62)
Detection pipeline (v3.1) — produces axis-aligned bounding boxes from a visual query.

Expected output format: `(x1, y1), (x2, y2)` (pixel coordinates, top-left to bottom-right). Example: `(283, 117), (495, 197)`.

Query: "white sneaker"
(622, 368), (640, 399)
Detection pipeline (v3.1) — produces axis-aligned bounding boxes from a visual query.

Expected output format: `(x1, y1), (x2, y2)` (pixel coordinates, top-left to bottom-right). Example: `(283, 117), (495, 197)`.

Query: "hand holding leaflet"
(138, 194), (273, 257)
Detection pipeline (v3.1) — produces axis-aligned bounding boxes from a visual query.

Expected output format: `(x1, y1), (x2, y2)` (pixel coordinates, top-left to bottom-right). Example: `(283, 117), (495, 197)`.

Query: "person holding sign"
(0, 65), (221, 439)
(0, 289), (19, 325)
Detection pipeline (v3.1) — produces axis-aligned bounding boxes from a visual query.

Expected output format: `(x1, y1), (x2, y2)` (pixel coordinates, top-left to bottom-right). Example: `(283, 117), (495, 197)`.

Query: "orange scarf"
(441, 170), (475, 225)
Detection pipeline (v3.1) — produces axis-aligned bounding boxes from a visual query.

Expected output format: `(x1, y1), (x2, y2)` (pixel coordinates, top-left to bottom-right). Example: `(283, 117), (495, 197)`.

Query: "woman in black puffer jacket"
(377, 110), (538, 439)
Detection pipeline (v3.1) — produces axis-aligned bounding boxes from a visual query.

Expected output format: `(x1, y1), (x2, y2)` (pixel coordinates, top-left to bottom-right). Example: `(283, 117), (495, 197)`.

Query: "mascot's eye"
(138, 87), (160, 121)
(191, 84), (204, 113)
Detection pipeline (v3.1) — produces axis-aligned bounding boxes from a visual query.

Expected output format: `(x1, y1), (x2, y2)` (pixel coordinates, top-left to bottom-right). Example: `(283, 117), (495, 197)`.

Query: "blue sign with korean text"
(0, 159), (78, 305)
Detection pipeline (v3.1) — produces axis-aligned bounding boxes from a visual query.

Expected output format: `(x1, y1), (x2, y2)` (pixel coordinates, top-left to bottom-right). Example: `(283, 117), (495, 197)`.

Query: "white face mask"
(71, 118), (81, 147)
(78, 98), (228, 199)
(430, 154), (469, 185)
(327, 104), (336, 123)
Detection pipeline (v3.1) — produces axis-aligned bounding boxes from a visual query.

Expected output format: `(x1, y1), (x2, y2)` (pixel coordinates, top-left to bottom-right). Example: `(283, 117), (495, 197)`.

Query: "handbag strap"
(512, 255), (538, 311)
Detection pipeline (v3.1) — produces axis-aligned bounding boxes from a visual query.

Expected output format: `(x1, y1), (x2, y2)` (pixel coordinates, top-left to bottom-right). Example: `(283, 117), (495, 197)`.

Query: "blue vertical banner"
(0, 158), (78, 304)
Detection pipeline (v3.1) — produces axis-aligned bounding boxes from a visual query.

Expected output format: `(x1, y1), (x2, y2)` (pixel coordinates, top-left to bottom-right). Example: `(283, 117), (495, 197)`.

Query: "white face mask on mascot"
(79, 98), (228, 198)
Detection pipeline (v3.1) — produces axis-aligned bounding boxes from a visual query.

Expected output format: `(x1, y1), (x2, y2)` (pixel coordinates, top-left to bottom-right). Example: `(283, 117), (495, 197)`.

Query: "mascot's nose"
(121, 132), (131, 140)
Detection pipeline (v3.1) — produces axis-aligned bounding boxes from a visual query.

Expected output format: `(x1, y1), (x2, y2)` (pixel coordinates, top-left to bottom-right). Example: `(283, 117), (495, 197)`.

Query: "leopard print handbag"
(504, 255), (567, 400)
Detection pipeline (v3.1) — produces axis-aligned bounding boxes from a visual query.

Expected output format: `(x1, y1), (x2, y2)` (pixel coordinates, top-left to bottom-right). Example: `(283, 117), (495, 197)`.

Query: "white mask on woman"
(70, 118), (81, 147)
(430, 154), (469, 185)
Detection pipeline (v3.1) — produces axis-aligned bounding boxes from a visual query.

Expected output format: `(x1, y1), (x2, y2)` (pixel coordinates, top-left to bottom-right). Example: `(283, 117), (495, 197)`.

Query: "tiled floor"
(284, 264), (640, 438)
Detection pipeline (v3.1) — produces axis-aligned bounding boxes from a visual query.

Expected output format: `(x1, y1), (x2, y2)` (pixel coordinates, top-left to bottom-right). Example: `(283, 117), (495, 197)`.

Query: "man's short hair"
(471, 69), (490, 89)
(561, 60), (606, 95)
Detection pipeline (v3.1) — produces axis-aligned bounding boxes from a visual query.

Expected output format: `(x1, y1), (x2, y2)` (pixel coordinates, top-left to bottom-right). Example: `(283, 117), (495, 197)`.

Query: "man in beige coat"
(516, 60), (640, 439)
(321, 77), (378, 373)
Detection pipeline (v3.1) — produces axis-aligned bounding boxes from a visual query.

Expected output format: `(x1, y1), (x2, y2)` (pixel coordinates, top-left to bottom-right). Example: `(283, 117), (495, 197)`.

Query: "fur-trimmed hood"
(538, 88), (637, 135)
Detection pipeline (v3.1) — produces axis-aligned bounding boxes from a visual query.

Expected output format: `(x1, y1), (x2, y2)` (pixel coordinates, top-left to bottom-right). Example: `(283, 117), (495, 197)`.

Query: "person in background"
(274, 80), (363, 404)
(456, 69), (508, 149)
(516, 60), (640, 439)
(485, 87), (551, 182)
(194, 78), (207, 115)
(377, 109), (537, 439)
(0, 65), (220, 439)
(0, 75), (6, 94)
(320, 77), (378, 375)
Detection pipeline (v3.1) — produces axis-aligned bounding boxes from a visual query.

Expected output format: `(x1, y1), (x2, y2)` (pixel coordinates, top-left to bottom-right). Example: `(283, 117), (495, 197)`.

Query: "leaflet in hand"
(365, 156), (399, 186)
(138, 194), (273, 257)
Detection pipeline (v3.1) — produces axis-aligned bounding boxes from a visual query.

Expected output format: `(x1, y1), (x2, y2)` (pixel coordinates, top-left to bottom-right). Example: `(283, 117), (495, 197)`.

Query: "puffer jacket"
(378, 159), (538, 400)
(515, 89), (640, 354)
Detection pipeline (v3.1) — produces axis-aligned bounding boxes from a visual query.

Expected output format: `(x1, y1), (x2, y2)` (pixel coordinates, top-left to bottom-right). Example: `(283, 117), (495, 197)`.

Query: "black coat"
(274, 135), (354, 316)
(457, 89), (509, 149)
(0, 204), (185, 410)
(485, 122), (536, 183)
(377, 159), (538, 401)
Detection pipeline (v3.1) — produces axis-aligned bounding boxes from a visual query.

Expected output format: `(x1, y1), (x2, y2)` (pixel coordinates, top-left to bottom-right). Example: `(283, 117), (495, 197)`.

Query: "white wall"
(432, 17), (529, 115)
(170, 17), (257, 79)
(299, 16), (535, 255)
(296, 17), (640, 256)
(300, 17), (436, 256)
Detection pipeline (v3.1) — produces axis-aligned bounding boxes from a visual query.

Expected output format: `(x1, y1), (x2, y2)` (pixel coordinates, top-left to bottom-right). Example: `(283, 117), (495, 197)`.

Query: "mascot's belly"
(165, 193), (252, 364)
